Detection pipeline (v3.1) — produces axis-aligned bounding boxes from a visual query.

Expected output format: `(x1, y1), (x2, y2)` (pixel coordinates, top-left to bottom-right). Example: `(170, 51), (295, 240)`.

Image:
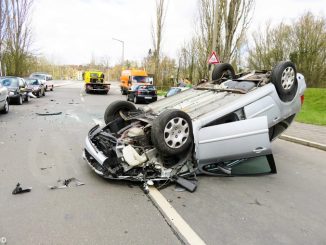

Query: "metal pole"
(210, 0), (220, 80)
(112, 38), (124, 66)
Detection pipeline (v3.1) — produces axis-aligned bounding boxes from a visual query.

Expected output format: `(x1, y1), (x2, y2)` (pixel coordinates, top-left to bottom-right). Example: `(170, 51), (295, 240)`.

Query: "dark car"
(25, 78), (45, 97)
(127, 84), (157, 104)
(0, 76), (29, 105)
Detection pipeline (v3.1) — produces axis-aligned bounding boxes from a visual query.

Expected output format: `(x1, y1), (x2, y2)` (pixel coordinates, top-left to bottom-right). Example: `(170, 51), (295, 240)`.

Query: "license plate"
(145, 96), (152, 99)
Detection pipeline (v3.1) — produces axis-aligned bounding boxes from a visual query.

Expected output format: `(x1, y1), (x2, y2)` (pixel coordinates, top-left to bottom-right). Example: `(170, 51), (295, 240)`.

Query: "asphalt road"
(1, 80), (325, 245)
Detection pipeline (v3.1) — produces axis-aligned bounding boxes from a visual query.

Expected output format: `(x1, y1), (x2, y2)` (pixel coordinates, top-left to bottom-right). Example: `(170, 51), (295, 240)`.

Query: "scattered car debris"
(12, 183), (32, 195)
(49, 178), (84, 190)
(36, 112), (62, 116)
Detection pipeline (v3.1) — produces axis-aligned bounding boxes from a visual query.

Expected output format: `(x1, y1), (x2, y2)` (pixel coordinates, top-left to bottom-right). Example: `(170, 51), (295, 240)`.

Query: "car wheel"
(51, 86), (53, 91)
(133, 95), (138, 104)
(1, 99), (9, 114)
(271, 61), (298, 102)
(212, 63), (235, 83)
(36, 92), (40, 98)
(151, 109), (193, 156)
(17, 95), (23, 105)
(104, 100), (137, 124)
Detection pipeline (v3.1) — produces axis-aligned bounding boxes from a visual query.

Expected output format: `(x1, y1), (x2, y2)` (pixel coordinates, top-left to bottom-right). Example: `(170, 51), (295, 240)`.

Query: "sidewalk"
(280, 121), (326, 151)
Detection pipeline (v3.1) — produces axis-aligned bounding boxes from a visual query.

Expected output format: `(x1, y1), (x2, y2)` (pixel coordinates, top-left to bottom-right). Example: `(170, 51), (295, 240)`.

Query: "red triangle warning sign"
(208, 51), (220, 64)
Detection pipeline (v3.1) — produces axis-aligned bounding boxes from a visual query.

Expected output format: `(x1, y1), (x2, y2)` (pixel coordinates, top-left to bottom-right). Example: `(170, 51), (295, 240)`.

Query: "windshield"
(31, 74), (46, 80)
(132, 76), (148, 83)
(0, 78), (18, 87)
(138, 85), (156, 90)
(167, 88), (181, 97)
(26, 79), (40, 85)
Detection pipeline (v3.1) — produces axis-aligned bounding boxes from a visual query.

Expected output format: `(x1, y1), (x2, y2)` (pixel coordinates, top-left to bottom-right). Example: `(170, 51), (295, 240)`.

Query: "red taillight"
(301, 95), (304, 105)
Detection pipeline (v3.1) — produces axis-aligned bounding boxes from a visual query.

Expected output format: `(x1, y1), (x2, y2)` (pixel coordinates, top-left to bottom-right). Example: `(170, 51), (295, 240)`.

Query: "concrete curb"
(280, 134), (326, 151)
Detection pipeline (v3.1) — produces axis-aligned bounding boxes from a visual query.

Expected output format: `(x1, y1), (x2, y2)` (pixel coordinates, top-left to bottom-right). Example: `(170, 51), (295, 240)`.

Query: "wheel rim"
(163, 117), (189, 148)
(281, 67), (295, 90)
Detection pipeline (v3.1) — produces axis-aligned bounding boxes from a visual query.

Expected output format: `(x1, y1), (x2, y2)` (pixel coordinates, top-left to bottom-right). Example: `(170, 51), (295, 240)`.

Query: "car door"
(197, 116), (271, 164)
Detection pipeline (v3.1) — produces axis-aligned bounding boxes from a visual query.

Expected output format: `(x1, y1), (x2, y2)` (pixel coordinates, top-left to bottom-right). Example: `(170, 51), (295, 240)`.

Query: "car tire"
(104, 100), (137, 124)
(133, 95), (139, 104)
(212, 63), (236, 83)
(1, 99), (9, 114)
(50, 85), (53, 91)
(17, 95), (23, 105)
(271, 61), (298, 102)
(36, 92), (40, 98)
(151, 109), (193, 156)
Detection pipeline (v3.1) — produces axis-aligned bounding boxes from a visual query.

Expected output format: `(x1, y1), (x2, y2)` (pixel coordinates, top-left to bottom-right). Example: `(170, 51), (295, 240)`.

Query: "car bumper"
(136, 95), (157, 101)
(83, 127), (108, 176)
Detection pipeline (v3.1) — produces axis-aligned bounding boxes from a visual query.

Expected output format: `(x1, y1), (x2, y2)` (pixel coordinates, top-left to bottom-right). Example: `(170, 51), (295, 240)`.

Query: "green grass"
(157, 89), (167, 96)
(295, 88), (326, 126)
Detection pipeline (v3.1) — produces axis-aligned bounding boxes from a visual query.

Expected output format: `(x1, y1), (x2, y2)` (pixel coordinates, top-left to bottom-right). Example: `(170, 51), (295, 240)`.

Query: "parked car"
(0, 76), (29, 105)
(25, 78), (46, 97)
(0, 82), (9, 114)
(127, 84), (157, 104)
(165, 87), (189, 97)
(30, 73), (54, 91)
(83, 61), (306, 192)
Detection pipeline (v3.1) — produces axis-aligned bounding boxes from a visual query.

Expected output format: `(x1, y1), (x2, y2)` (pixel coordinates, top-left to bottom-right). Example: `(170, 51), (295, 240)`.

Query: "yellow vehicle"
(120, 69), (150, 95)
(83, 71), (110, 94)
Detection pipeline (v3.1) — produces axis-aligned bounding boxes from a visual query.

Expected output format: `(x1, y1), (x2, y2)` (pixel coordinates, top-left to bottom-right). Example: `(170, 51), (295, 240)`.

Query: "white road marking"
(148, 187), (206, 245)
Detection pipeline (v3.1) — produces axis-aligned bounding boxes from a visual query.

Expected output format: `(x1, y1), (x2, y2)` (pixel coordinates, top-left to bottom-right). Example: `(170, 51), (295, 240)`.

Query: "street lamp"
(112, 38), (124, 66)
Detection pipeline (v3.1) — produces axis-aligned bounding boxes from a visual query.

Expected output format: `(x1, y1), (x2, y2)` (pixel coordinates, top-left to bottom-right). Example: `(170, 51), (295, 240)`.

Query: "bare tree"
(0, 0), (9, 75)
(191, 0), (254, 80)
(248, 12), (326, 87)
(4, 0), (33, 76)
(152, 0), (167, 86)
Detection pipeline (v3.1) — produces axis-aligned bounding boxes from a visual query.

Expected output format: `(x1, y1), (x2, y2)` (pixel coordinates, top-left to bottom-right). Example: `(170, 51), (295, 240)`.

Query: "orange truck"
(120, 69), (150, 95)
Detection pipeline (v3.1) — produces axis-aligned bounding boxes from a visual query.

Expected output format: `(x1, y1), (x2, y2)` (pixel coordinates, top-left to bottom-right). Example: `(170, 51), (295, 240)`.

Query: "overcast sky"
(31, 0), (325, 65)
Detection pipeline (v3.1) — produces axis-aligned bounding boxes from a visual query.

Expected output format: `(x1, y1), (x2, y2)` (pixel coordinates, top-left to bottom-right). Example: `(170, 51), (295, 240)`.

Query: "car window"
(31, 74), (46, 80)
(0, 78), (18, 87)
(130, 85), (139, 91)
(132, 76), (148, 83)
(27, 79), (39, 85)
(138, 85), (155, 90)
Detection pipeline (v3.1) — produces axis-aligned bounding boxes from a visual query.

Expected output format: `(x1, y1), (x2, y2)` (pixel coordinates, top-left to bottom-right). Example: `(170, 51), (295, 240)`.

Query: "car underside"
(83, 61), (306, 192)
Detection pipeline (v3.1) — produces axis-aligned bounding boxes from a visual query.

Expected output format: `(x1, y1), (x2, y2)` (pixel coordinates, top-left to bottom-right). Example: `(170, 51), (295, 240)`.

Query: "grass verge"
(295, 88), (326, 126)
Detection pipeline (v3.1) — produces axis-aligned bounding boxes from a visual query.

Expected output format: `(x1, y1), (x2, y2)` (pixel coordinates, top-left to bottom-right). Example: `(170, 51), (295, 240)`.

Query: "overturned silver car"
(83, 61), (306, 192)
